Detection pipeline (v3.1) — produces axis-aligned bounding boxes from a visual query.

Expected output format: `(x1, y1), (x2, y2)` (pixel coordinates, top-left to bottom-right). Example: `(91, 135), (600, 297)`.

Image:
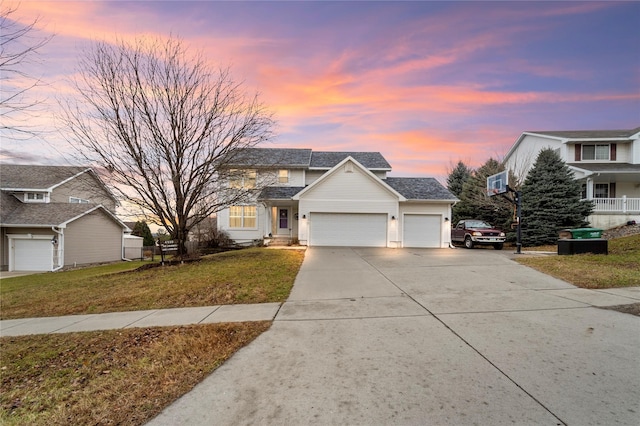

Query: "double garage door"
(308, 213), (442, 248)
(309, 213), (387, 247)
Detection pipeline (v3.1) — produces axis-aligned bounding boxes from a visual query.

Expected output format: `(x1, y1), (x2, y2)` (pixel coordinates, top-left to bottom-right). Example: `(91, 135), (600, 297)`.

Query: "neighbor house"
(504, 127), (640, 229)
(0, 165), (130, 271)
(217, 149), (457, 248)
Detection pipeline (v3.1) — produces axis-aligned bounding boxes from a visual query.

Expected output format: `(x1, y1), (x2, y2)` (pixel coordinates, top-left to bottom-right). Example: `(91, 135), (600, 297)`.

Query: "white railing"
(588, 196), (640, 213)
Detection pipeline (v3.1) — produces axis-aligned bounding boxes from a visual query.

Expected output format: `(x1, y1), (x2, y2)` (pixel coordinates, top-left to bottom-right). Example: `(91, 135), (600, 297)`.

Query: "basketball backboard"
(487, 170), (508, 196)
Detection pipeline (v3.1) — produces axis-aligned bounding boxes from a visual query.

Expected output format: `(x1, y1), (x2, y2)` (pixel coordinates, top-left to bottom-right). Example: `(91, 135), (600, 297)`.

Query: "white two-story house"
(217, 149), (457, 248)
(504, 127), (640, 229)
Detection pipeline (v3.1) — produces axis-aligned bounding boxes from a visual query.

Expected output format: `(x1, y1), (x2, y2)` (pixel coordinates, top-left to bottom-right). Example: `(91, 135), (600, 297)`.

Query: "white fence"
(589, 197), (640, 213)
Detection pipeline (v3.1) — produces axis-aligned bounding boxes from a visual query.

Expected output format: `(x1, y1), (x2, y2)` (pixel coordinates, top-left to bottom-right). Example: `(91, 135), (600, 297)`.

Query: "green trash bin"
(569, 228), (603, 239)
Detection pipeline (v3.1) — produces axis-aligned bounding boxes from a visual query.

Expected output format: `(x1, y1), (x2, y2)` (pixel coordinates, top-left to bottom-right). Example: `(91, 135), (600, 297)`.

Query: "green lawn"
(1, 248), (306, 320)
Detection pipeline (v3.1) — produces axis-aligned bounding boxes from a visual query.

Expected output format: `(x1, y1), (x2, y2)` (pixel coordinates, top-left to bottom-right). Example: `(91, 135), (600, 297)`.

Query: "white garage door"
(310, 213), (387, 247)
(13, 239), (52, 271)
(403, 214), (441, 248)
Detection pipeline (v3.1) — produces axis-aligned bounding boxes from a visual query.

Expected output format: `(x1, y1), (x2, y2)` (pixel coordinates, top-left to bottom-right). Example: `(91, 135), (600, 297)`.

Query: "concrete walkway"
(145, 247), (640, 426)
(0, 303), (281, 337)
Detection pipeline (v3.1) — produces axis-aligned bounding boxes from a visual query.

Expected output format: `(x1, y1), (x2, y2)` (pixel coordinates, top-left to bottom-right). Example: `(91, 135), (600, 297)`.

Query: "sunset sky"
(2, 0), (639, 181)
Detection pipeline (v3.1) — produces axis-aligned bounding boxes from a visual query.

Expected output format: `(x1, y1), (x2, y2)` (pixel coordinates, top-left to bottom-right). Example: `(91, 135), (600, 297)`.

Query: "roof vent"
(345, 163), (353, 173)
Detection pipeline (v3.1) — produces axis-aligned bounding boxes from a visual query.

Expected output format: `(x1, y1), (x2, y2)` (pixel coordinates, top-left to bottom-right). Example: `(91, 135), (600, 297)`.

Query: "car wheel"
(464, 236), (474, 249)
(493, 243), (504, 250)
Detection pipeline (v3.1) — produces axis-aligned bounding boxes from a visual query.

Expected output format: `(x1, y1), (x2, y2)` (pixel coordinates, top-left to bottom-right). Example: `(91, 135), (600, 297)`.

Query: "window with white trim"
(25, 192), (45, 203)
(229, 169), (257, 189)
(278, 169), (289, 184)
(582, 144), (609, 161)
(229, 205), (257, 228)
(69, 197), (90, 204)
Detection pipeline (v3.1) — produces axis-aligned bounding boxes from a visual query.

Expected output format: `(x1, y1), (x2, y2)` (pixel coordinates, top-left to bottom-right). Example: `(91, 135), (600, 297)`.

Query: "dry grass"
(0, 322), (270, 425)
(1, 248), (306, 320)
(516, 234), (640, 288)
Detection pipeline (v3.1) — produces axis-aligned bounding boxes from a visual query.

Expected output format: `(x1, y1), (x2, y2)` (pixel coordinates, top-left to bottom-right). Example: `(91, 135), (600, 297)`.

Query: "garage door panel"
(403, 215), (441, 248)
(310, 213), (387, 247)
(13, 239), (52, 271)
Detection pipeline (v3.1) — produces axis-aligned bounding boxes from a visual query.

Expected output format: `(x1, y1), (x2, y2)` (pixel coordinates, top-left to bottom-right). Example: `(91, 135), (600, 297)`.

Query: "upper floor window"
(229, 169), (256, 189)
(70, 197), (90, 204)
(576, 143), (616, 161)
(229, 205), (256, 228)
(25, 192), (46, 203)
(583, 144), (609, 161)
(278, 169), (289, 184)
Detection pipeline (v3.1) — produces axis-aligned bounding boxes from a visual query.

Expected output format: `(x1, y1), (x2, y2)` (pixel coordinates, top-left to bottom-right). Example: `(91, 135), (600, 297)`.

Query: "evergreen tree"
(454, 158), (513, 229)
(446, 161), (472, 198)
(132, 220), (155, 246)
(521, 148), (593, 246)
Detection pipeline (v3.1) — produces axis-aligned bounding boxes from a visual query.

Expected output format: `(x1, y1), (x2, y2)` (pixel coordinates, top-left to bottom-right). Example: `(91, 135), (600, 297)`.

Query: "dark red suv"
(451, 220), (506, 250)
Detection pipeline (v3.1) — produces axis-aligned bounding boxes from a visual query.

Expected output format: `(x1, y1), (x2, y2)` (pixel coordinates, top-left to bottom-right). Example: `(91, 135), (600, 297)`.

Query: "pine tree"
(454, 158), (513, 229)
(446, 161), (472, 198)
(521, 149), (593, 246)
(132, 220), (155, 246)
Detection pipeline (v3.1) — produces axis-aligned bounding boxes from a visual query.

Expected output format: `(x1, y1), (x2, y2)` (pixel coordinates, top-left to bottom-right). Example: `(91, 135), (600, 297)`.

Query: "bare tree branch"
(59, 35), (275, 256)
(0, 2), (53, 138)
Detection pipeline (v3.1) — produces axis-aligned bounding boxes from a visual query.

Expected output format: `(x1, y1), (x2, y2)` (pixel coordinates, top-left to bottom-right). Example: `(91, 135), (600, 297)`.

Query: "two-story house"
(504, 127), (640, 229)
(0, 165), (130, 272)
(217, 149), (457, 248)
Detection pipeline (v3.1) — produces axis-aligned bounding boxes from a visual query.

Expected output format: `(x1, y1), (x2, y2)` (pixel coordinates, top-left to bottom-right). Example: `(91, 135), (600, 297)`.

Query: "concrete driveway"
(148, 247), (640, 426)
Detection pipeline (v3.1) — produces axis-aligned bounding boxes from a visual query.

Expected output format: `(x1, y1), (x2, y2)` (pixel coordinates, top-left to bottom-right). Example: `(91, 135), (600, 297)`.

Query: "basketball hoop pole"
(506, 185), (522, 254)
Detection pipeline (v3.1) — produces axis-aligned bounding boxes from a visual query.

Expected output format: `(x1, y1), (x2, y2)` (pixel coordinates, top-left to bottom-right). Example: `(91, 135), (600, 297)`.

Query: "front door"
(277, 208), (289, 235)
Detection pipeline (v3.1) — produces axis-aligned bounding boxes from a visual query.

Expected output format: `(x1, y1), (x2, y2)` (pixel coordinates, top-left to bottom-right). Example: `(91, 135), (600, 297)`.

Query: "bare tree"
(60, 35), (275, 256)
(0, 2), (52, 137)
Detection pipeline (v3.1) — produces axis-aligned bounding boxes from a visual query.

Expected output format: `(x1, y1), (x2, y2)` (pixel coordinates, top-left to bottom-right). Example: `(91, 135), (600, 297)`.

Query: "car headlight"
(472, 231), (482, 236)
(499, 232), (505, 237)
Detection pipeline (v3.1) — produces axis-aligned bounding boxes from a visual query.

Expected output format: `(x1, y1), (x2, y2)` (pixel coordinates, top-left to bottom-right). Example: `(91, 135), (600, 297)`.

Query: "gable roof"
(385, 178), (458, 201)
(505, 126), (640, 162)
(0, 164), (118, 206)
(524, 127), (640, 140)
(0, 165), (90, 190)
(225, 148), (313, 168)
(293, 156), (404, 201)
(310, 151), (391, 170)
(0, 200), (128, 229)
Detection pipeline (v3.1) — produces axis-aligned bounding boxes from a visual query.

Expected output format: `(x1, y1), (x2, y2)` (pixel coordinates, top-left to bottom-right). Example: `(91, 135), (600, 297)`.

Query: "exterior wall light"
(391, 215), (396, 220)
(302, 214), (306, 219)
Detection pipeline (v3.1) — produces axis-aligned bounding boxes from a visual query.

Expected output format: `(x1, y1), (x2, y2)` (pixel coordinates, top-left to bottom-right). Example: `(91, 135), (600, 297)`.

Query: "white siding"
(505, 135), (563, 179)
(218, 204), (267, 243)
(305, 170), (326, 185)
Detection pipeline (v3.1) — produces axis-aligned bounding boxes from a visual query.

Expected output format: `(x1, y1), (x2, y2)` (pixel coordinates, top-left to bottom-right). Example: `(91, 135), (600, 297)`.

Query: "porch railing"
(587, 196), (640, 213)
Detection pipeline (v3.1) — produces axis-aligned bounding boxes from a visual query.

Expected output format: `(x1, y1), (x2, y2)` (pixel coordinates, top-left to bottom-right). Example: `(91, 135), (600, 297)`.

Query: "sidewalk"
(0, 303), (281, 337)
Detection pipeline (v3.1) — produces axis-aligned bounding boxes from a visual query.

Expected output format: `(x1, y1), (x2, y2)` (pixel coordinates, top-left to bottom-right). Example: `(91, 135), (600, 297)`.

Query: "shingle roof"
(385, 177), (457, 201)
(525, 127), (640, 140)
(257, 186), (305, 200)
(310, 152), (391, 169)
(0, 198), (122, 227)
(0, 165), (89, 189)
(225, 148), (312, 168)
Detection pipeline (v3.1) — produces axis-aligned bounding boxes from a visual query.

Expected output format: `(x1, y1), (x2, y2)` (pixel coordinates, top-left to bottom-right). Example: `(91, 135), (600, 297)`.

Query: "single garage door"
(403, 214), (441, 248)
(12, 238), (53, 271)
(310, 213), (387, 247)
